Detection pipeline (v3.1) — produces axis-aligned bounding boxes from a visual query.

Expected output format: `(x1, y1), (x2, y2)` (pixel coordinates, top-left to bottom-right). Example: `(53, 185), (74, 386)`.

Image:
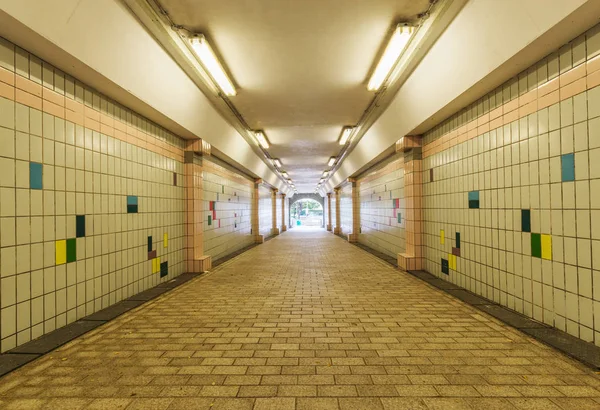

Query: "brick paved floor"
(1, 229), (600, 409)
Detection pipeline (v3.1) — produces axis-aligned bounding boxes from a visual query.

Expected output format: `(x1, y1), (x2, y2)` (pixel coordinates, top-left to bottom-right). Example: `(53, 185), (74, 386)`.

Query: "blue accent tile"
(30, 162), (43, 190)
(468, 191), (479, 201)
(127, 195), (138, 205)
(561, 153), (575, 182)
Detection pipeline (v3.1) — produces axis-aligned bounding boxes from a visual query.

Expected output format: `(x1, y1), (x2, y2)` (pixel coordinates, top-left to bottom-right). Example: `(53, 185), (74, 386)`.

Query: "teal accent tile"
(561, 153), (575, 181)
(521, 209), (531, 232)
(76, 215), (86, 237)
(531, 233), (541, 258)
(29, 162), (42, 189)
(468, 191), (479, 201)
(127, 195), (138, 205)
(397, 213), (402, 223)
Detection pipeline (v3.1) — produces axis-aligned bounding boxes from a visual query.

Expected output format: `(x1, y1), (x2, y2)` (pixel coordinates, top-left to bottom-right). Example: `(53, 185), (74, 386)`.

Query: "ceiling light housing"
(273, 159), (282, 168)
(281, 171), (289, 179)
(190, 35), (236, 96)
(339, 126), (353, 146)
(368, 24), (415, 92)
(322, 171), (329, 177)
(328, 157), (336, 167)
(254, 131), (270, 149)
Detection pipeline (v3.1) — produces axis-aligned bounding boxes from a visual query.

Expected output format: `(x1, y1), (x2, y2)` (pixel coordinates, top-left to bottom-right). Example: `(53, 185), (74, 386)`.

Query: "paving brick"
(0, 230), (597, 406)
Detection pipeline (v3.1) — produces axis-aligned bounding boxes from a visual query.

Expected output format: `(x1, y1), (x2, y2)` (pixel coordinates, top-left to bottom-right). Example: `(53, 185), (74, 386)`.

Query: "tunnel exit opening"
(290, 198), (324, 229)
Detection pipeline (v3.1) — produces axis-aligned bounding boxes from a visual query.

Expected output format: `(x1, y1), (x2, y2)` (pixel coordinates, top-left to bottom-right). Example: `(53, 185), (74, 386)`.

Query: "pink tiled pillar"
(253, 180), (264, 243)
(281, 193), (287, 232)
(184, 140), (211, 273)
(333, 188), (341, 235)
(397, 136), (424, 272)
(347, 178), (359, 243)
(271, 189), (280, 236)
(326, 193), (332, 231)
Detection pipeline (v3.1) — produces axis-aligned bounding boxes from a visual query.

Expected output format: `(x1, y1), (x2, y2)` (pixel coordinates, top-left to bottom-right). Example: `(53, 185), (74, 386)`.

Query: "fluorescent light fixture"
(287, 179), (293, 184)
(190, 35), (236, 96)
(328, 157), (336, 167)
(254, 131), (269, 149)
(281, 171), (289, 179)
(339, 127), (353, 146)
(273, 159), (282, 168)
(367, 24), (415, 91)
(319, 179), (324, 184)
(322, 171), (329, 177)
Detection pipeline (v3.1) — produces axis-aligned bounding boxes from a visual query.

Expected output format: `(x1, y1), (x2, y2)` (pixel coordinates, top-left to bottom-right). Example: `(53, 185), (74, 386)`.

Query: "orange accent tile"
(560, 77), (586, 100)
(477, 123), (490, 134)
(42, 87), (65, 107)
(100, 124), (115, 137)
(65, 98), (83, 114)
(503, 109), (519, 125)
(560, 63), (586, 87)
(587, 70), (600, 89)
(114, 119), (126, 132)
(503, 98), (519, 113)
(518, 100), (537, 117)
(519, 89), (537, 106)
(537, 77), (559, 97)
(15, 75), (42, 97)
(84, 117), (101, 132)
(15, 89), (42, 110)
(65, 109), (84, 126)
(489, 106), (502, 120)
(0, 67), (15, 86)
(587, 54), (600, 75)
(43, 100), (65, 118)
(477, 113), (489, 126)
(489, 117), (503, 131)
(0, 81), (14, 100)
(538, 89), (559, 109)
(84, 106), (100, 121)
(467, 119), (478, 131)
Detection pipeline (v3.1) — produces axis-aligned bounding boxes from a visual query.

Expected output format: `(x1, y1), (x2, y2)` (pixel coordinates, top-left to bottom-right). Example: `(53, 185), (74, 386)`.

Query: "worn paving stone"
(0, 230), (598, 408)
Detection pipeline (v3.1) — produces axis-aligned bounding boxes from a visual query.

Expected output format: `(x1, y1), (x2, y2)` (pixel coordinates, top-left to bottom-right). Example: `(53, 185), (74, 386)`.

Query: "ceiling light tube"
(339, 126), (353, 146)
(367, 24), (415, 91)
(190, 35), (236, 96)
(273, 159), (282, 168)
(328, 157), (336, 167)
(322, 171), (329, 177)
(254, 131), (269, 149)
(281, 171), (289, 179)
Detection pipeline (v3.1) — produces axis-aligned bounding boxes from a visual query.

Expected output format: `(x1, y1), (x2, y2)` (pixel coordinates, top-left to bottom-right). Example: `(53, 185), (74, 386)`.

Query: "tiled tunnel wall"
(202, 159), (253, 262)
(358, 156), (406, 258)
(276, 191), (283, 231)
(0, 36), (186, 352)
(258, 184), (272, 238)
(331, 193), (337, 230)
(422, 23), (600, 345)
(339, 183), (353, 236)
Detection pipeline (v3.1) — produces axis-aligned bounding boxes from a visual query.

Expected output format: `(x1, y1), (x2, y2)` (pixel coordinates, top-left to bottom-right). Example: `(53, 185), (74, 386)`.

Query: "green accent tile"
(208, 215), (212, 226)
(531, 233), (541, 258)
(66, 238), (76, 263)
(397, 213), (402, 223)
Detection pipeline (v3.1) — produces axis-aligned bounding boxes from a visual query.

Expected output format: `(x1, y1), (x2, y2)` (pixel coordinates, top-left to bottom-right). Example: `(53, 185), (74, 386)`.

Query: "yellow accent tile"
(163, 233), (168, 248)
(448, 254), (456, 271)
(440, 230), (445, 245)
(152, 258), (157, 274)
(55, 240), (66, 265)
(541, 234), (552, 260)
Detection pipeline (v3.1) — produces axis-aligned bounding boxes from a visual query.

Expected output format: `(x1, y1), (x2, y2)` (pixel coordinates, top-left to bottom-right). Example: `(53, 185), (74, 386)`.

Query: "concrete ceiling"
(159, 0), (430, 191)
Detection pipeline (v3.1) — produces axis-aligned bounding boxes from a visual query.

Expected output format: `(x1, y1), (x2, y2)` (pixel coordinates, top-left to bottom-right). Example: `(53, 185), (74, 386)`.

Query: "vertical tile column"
(271, 189), (280, 236)
(334, 188), (341, 235)
(397, 136), (424, 271)
(347, 178), (360, 243)
(184, 140), (212, 272)
(281, 193), (287, 232)
(326, 193), (333, 231)
(252, 179), (264, 243)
